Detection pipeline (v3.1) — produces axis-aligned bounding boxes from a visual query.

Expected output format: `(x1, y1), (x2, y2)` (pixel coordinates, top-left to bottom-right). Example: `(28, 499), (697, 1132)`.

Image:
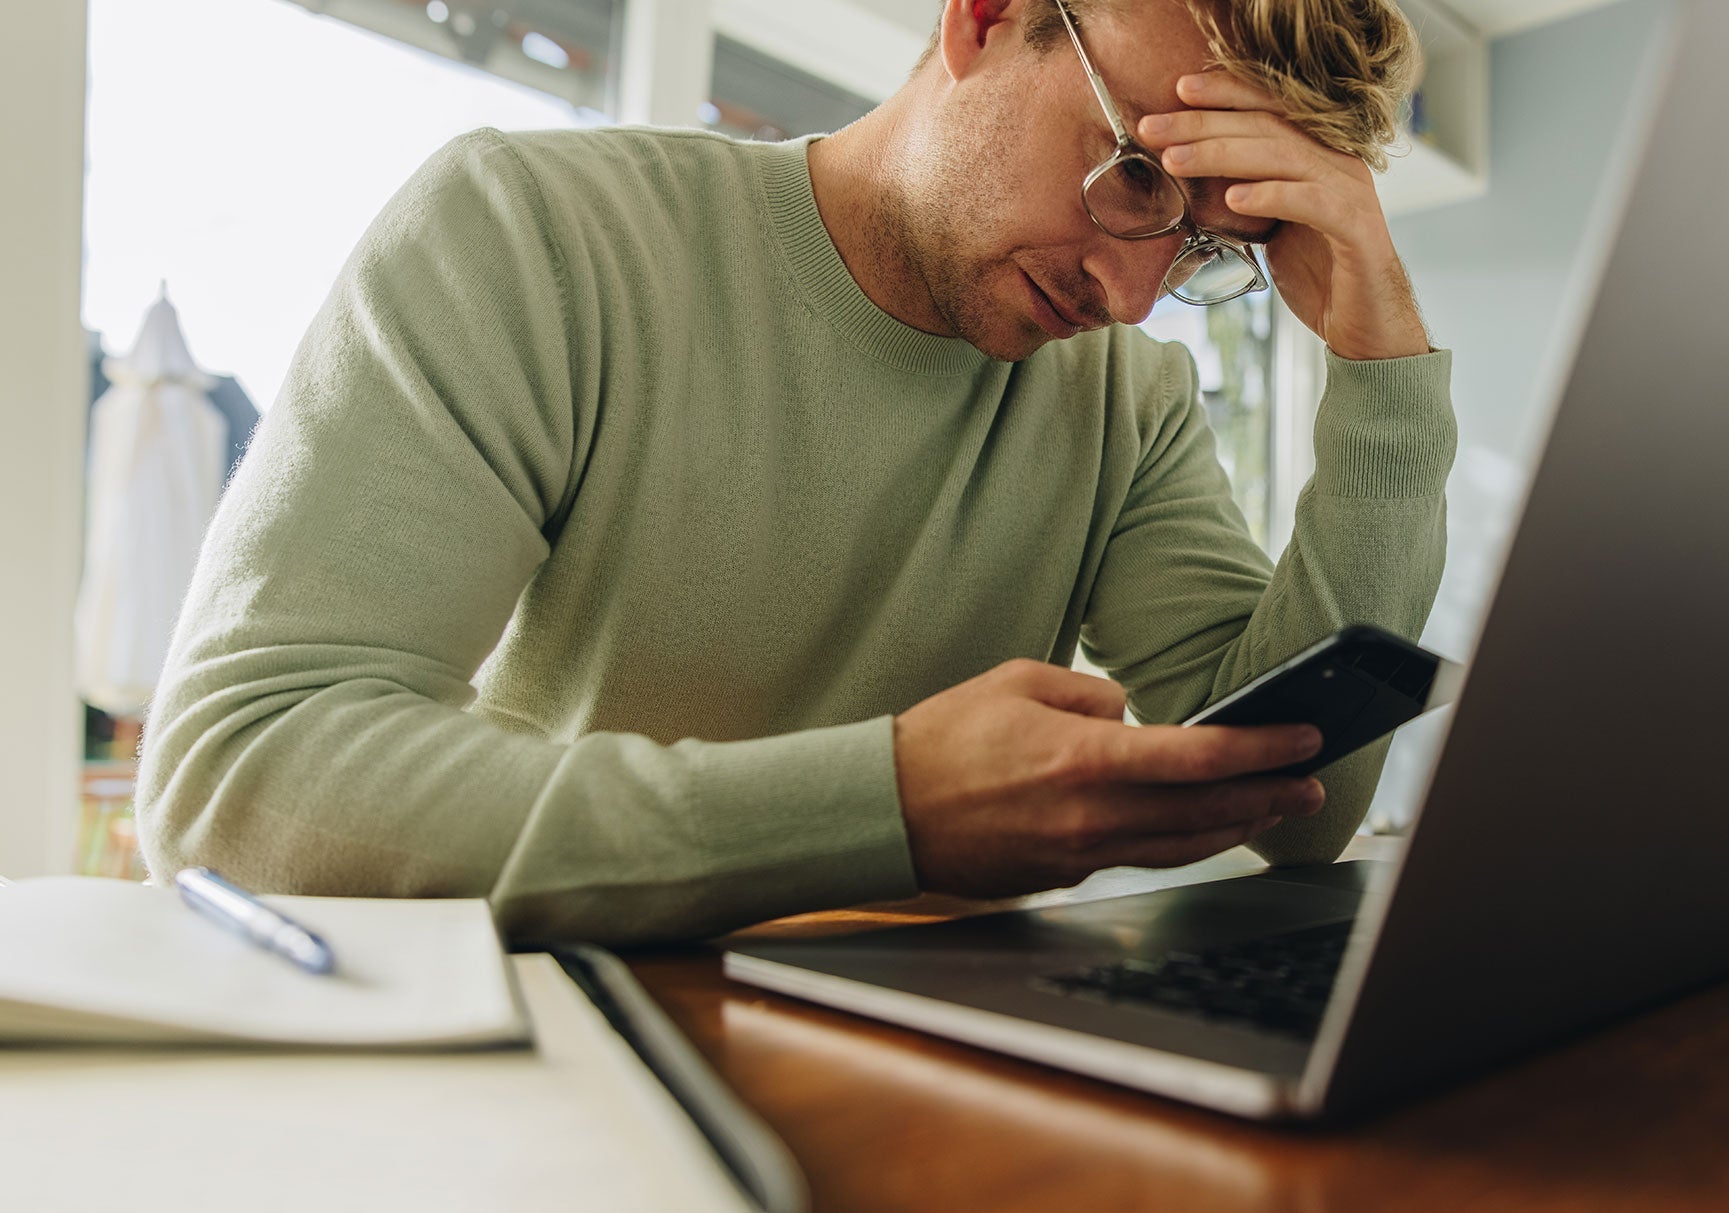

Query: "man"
(137, 0), (1453, 944)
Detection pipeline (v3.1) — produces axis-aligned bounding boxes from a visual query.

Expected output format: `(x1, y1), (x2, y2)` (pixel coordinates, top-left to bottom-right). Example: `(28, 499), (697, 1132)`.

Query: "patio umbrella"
(74, 286), (227, 717)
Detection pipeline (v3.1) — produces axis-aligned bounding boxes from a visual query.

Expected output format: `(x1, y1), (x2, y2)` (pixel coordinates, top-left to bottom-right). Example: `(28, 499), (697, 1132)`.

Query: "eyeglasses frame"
(1053, 0), (1270, 307)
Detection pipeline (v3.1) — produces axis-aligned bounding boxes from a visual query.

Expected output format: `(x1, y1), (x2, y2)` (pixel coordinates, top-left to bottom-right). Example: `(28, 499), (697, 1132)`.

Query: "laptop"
(724, 0), (1729, 1122)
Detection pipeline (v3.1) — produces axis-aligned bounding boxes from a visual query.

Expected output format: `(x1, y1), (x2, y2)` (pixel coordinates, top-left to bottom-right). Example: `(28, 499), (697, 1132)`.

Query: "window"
(76, 0), (623, 875)
(705, 35), (875, 141)
(1141, 293), (1279, 552)
(284, 0), (621, 115)
(85, 0), (619, 414)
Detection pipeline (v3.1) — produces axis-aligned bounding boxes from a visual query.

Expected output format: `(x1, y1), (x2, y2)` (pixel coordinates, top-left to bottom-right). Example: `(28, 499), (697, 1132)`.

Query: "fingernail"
(1142, 112), (1172, 132)
(1164, 144), (1192, 165)
(1296, 726), (1324, 754)
(1178, 74), (1205, 93)
(1301, 781), (1326, 813)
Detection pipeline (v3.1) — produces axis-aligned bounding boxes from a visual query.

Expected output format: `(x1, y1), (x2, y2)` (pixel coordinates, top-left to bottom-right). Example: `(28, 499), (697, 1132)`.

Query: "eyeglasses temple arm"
(1055, 0), (1133, 146)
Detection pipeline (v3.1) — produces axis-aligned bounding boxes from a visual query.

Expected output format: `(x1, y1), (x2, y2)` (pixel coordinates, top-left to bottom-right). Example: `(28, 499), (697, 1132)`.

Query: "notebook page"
(0, 877), (527, 1046)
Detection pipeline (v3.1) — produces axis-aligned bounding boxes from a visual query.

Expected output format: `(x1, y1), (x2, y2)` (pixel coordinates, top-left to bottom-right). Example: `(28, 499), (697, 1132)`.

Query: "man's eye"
(1117, 158), (1162, 198)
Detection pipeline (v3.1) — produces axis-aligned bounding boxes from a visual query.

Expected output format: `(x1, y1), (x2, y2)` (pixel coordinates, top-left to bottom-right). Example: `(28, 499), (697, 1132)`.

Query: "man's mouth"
(1022, 272), (1085, 338)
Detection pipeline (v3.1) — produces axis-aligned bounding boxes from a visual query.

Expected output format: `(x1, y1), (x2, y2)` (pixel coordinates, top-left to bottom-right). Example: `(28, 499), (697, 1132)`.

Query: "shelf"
(1376, 0), (1490, 215)
(1377, 135), (1490, 214)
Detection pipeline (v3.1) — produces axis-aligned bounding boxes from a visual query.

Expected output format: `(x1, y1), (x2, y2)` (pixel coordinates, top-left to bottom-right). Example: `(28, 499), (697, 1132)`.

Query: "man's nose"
(1083, 235), (1180, 327)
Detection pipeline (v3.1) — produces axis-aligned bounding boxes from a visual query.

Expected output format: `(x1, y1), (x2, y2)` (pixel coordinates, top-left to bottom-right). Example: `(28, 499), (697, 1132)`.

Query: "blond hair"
(923, 0), (1420, 172)
(1180, 0), (1419, 171)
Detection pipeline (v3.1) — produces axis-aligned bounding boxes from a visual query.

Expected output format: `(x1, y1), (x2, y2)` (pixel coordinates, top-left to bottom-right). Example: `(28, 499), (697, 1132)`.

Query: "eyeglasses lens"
(1086, 153), (1186, 239)
(1167, 244), (1261, 305)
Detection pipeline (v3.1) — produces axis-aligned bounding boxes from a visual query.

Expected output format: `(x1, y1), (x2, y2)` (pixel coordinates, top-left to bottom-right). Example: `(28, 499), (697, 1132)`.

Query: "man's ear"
(938, 0), (1021, 83)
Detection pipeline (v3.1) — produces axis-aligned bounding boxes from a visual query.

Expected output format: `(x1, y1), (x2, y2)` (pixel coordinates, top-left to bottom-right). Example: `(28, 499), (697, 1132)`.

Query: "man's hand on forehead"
(1135, 71), (1430, 362)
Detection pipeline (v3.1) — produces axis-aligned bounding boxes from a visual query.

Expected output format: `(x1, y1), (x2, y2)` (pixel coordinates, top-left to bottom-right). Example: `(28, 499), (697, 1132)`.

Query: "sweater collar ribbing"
(755, 136), (993, 378)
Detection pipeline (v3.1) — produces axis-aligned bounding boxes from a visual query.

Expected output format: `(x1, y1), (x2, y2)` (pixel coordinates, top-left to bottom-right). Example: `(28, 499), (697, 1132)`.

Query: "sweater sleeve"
(135, 130), (917, 945)
(1081, 341), (1457, 864)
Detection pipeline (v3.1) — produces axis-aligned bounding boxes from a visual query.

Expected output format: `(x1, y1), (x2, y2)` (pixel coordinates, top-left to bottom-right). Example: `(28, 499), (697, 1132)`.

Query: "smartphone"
(1182, 624), (1444, 777)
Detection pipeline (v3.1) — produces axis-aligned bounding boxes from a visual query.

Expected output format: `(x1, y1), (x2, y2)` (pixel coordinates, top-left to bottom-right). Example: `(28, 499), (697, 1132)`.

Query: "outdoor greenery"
(1201, 292), (1276, 551)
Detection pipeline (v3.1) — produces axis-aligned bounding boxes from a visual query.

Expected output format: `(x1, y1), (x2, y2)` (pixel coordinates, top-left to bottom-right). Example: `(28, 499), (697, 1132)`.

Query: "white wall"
(0, 1), (88, 875)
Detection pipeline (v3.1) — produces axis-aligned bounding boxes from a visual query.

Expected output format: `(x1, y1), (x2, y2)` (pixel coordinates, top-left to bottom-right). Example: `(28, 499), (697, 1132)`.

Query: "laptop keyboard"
(1034, 920), (1353, 1040)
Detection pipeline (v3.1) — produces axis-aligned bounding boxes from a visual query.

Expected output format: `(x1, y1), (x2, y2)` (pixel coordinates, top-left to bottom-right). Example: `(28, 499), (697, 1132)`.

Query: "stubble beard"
(882, 110), (1052, 363)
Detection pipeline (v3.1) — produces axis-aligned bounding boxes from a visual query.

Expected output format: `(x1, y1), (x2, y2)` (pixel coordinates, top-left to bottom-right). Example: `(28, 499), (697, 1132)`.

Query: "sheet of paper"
(0, 876), (526, 1046)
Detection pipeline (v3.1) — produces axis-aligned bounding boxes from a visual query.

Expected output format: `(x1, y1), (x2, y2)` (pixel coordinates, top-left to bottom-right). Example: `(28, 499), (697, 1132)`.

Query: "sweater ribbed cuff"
(1311, 348), (1457, 498)
(679, 714), (919, 916)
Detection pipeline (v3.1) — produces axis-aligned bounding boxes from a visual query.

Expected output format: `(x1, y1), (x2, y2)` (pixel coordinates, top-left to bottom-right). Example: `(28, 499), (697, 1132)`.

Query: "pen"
(174, 866), (336, 976)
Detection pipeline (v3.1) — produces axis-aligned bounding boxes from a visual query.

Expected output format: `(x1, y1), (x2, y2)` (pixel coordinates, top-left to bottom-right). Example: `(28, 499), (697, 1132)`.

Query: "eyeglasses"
(1054, 0), (1269, 308)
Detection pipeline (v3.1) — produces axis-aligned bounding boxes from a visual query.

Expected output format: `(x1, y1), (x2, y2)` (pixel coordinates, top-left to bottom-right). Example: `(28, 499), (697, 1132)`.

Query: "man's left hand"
(1140, 72), (1430, 362)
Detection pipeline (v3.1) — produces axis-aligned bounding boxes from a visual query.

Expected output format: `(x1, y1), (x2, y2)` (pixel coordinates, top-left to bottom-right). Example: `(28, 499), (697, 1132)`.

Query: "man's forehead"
(1084, 0), (1214, 118)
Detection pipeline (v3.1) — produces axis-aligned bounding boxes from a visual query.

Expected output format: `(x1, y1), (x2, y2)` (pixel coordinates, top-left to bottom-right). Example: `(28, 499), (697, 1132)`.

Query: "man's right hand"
(891, 659), (1328, 898)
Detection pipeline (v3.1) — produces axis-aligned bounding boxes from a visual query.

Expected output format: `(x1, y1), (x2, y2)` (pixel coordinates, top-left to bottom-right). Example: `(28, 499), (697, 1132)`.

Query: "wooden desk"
(628, 845), (1729, 1213)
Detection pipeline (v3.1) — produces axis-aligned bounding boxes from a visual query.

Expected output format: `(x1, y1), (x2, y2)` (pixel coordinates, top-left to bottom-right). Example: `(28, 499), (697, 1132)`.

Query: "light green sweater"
(136, 127), (1455, 945)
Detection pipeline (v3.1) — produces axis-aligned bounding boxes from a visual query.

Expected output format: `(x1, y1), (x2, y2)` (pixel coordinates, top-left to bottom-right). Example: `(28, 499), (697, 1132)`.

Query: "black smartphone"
(1182, 624), (1444, 777)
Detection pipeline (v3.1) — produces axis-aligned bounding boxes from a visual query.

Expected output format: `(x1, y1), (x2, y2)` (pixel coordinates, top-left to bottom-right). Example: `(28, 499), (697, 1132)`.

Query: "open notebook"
(0, 876), (528, 1046)
(1, 878), (798, 1211)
